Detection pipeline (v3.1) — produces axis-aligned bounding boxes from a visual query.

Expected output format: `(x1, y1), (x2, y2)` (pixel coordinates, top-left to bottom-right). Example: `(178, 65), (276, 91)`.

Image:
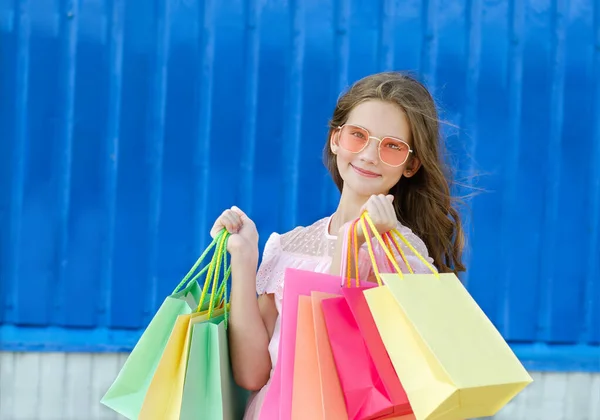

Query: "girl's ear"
(403, 157), (421, 178)
(330, 129), (340, 154)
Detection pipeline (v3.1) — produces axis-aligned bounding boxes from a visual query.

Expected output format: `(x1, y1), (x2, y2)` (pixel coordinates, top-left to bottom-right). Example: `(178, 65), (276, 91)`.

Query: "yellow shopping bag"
(359, 213), (533, 420)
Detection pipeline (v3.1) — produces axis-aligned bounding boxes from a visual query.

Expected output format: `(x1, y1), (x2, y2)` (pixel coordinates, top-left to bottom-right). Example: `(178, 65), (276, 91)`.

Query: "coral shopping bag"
(362, 216), (534, 420)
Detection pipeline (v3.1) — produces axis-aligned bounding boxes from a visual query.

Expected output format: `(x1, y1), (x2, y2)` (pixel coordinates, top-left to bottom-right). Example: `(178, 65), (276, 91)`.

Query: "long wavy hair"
(324, 71), (466, 274)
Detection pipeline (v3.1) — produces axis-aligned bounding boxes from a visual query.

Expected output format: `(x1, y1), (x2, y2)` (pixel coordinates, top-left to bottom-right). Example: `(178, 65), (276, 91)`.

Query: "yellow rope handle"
(384, 231), (414, 274)
(389, 229), (438, 276)
(345, 212), (439, 285)
(360, 213), (403, 284)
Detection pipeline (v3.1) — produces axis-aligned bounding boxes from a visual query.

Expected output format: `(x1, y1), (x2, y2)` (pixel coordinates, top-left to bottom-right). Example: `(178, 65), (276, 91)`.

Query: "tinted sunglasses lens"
(339, 125), (368, 152)
(380, 138), (410, 166)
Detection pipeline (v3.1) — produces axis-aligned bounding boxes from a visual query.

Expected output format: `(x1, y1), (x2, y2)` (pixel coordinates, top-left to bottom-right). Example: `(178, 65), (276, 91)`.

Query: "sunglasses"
(336, 124), (413, 167)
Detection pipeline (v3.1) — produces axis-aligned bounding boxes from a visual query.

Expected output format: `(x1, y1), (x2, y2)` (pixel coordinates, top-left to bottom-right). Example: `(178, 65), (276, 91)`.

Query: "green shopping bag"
(100, 230), (230, 419)
(180, 313), (250, 419)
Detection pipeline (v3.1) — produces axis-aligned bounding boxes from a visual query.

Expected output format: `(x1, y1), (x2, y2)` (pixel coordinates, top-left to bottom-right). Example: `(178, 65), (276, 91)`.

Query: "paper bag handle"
(345, 219), (361, 288)
(359, 213), (403, 283)
(198, 231), (233, 324)
(172, 229), (227, 294)
(386, 227), (438, 276)
(360, 213), (438, 283)
(341, 213), (407, 286)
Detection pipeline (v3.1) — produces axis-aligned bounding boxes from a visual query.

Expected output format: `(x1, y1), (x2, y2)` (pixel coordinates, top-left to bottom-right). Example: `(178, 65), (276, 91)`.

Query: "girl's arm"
(228, 245), (277, 391)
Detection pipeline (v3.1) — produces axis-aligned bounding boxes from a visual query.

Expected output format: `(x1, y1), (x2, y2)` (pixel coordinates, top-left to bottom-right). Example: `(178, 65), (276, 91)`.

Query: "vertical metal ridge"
(281, 0), (305, 229)
(321, 0), (349, 214)
(420, 0), (438, 91)
(333, 0), (349, 93)
(458, 0), (483, 289)
(538, 0), (567, 341)
(378, 0), (395, 70)
(6, 0), (31, 324)
(193, 0), (215, 255)
(499, 0), (525, 335)
(582, 0), (600, 343)
(144, 0), (171, 317)
(98, 0), (124, 328)
(239, 0), (261, 214)
(53, 0), (79, 325)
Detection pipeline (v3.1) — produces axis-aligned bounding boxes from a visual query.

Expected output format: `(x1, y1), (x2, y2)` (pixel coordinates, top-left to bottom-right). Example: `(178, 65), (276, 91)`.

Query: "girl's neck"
(329, 187), (369, 234)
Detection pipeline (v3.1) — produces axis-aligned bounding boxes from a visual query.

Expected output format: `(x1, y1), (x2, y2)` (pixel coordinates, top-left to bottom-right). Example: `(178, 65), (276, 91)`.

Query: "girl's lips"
(351, 164), (380, 178)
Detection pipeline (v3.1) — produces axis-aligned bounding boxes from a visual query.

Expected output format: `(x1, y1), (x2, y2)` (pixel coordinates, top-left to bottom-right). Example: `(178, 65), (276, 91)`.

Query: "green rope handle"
(171, 228), (232, 328)
(216, 244), (231, 329)
(197, 230), (228, 314)
(206, 233), (226, 317)
(172, 229), (227, 294)
(204, 235), (232, 328)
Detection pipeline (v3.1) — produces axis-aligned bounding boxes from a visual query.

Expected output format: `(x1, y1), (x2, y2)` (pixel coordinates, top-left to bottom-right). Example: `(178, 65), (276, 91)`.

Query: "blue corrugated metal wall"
(0, 0), (598, 370)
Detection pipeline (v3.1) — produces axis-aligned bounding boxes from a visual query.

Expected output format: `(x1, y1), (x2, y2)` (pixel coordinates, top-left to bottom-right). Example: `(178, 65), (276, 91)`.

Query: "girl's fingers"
(225, 212), (241, 233)
(210, 222), (223, 238)
(222, 217), (234, 233)
(371, 195), (387, 223)
(231, 206), (249, 221)
(212, 208), (245, 236)
(229, 211), (242, 227)
(383, 195), (396, 222)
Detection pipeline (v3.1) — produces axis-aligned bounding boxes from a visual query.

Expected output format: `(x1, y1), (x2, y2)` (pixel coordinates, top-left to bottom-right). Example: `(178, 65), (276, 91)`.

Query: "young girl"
(209, 71), (465, 419)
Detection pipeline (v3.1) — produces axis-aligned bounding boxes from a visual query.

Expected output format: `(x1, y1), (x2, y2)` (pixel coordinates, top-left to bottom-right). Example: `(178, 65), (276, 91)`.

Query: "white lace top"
(243, 215), (435, 420)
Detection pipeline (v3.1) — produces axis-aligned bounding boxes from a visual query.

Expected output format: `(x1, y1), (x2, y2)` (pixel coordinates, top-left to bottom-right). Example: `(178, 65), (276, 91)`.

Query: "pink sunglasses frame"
(336, 124), (414, 167)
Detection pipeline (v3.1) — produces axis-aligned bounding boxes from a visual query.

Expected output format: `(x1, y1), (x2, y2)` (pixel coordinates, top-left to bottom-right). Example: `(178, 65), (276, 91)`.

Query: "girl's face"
(330, 99), (419, 199)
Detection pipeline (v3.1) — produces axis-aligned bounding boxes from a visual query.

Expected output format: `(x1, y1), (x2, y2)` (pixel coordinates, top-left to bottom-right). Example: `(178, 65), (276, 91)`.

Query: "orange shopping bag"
(291, 295), (327, 419)
(290, 292), (354, 420)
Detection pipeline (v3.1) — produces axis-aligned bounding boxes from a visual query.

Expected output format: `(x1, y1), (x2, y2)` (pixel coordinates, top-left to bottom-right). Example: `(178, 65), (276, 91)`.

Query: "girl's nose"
(359, 137), (380, 163)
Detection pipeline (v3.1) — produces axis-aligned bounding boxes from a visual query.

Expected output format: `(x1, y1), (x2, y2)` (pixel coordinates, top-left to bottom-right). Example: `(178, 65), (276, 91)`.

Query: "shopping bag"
(311, 291), (348, 419)
(290, 295), (324, 419)
(361, 214), (534, 420)
(179, 311), (250, 419)
(341, 287), (412, 418)
(321, 216), (412, 420)
(289, 291), (348, 419)
(138, 231), (233, 419)
(100, 230), (229, 419)
(138, 306), (223, 419)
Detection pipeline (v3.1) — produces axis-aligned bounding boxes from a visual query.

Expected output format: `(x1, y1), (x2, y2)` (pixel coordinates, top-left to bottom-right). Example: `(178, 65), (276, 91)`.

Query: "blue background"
(0, 0), (598, 371)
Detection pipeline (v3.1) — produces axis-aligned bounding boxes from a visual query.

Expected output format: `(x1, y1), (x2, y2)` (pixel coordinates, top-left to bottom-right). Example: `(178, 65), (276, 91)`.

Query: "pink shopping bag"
(322, 290), (412, 419)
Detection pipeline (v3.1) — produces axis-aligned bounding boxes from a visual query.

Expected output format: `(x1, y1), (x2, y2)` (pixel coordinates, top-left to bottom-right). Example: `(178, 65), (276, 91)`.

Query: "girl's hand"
(210, 206), (259, 256)
(356, 194), (397, 242)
